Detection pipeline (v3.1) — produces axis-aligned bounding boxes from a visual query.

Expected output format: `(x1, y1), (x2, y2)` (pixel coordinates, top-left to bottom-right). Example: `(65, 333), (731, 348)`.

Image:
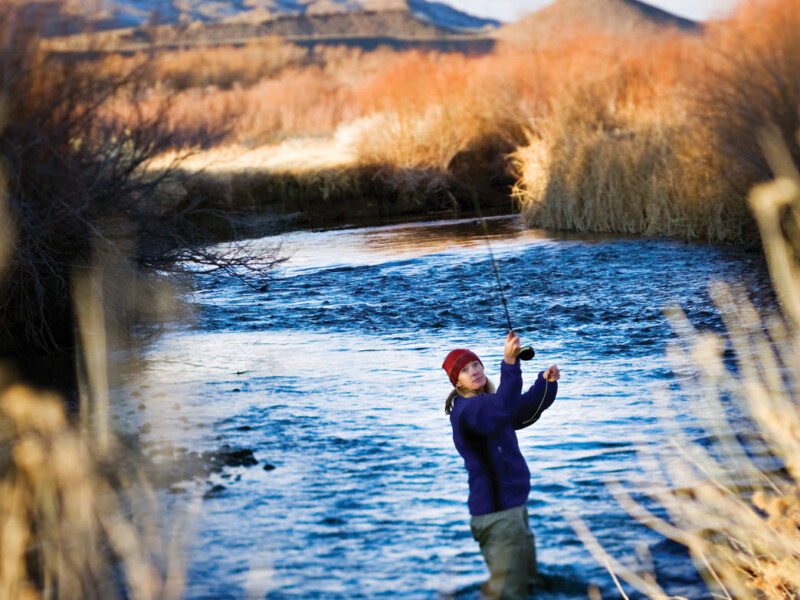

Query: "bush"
(0, 2), (280, 362)
(514, 1), (800, 244)
(695, 0), (800, 198)
(0, 382), (183, 599)
(511, 30), (756, 243)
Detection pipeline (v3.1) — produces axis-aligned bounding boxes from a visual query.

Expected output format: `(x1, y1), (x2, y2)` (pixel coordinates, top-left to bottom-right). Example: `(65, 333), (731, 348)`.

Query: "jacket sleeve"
(514, 371), (557, 430)
(458, 361), (523, 435)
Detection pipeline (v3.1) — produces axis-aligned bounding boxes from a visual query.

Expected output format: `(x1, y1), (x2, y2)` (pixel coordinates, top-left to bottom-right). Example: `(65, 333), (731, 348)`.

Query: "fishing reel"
(519, 346), (535, 361)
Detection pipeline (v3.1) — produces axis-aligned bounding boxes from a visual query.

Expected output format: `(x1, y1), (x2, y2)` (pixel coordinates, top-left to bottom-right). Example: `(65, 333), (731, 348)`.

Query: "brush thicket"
(0, 383), (185, 600)
(84, 0), (800, 240)
(511, 30), (751, 243)
(0, 159), (184, 600)
(514, 0), (800, 244)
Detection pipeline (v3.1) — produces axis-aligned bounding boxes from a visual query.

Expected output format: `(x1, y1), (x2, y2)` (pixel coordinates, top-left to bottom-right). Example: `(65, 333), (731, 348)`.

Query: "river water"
(124, 216), (772, 599)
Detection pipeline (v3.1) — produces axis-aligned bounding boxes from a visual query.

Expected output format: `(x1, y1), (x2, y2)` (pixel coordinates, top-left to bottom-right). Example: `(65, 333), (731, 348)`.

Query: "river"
(122, 216), (772, 599)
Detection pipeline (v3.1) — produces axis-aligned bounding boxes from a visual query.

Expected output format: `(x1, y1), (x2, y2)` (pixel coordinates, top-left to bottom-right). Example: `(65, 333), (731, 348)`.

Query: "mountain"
(99, 0), (499, 32)
(406, 0), (499, 32)
(496, 0), (701, 46)
(109, 10), (467, 47)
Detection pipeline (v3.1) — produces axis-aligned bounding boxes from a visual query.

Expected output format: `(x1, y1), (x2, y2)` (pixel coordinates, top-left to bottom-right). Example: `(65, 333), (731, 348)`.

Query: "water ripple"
(130, 217), (770, 600)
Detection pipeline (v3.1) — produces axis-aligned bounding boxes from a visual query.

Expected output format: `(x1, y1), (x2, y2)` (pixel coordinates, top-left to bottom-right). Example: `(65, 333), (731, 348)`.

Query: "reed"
(694, 0), (800, 199)
(124, 32), (709, 223)
(104, 44), (397, 147)
(511, 30), (750, 243)
(149, 37), (308, 91)
(350, 51), (522, 171)
(572, 131), (800, 599)
(513, 117), (750, 242)
(0, 382), (186, 600)
(92, 0), (800, 238)
(514, 0), (800, 244)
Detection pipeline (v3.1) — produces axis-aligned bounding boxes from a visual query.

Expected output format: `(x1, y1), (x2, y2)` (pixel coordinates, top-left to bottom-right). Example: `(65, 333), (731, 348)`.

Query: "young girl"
(442, 331), (559, 600)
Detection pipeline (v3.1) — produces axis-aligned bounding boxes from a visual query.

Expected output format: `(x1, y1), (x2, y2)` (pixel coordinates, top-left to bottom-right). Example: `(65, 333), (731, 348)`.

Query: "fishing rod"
(471, 193), (535, 361)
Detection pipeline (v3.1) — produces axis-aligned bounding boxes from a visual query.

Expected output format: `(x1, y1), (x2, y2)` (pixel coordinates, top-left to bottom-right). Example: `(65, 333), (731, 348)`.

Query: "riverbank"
(121, 0), (798, 247)
(149, 135), (517, 238)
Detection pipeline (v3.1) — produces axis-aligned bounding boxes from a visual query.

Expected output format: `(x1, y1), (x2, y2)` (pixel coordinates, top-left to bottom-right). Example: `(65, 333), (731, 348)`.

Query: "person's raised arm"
(459, 332), (524, 434)
(514, 365), (559, 430)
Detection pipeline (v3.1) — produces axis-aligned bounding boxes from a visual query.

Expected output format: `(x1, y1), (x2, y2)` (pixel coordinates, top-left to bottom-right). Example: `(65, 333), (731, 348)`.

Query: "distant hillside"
(109, 8), (479, 48)
(101, 0), (499, 32)
(45, 0), (499, 54)
(496, 0), (701, 47)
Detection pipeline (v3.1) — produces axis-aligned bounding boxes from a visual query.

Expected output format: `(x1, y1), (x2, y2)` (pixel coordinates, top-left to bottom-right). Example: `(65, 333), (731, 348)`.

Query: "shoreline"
(151, 139), (518, 240)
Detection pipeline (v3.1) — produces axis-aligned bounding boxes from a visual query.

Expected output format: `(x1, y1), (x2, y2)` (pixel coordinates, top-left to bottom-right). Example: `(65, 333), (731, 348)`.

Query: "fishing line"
(471, 193), (535, 361)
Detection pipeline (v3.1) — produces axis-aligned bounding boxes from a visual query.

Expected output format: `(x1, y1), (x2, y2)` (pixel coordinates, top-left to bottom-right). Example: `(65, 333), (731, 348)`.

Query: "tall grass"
(111, 44), (546, 207)
(572, 131), (800, 599)
(694, 0), (800, 199)
(104, 45), (397, 147)
(71, 0), (800, 238)
(350, 51), (524, 171)
(109, 29), (721, 223)
(514, 0), (800, 244)
(0, 382), (186, 600)
(94, 26), (703, 221)
(512, 30), (751, 243)
(106, 44), (542, 173)
(144, 37), (308, 91)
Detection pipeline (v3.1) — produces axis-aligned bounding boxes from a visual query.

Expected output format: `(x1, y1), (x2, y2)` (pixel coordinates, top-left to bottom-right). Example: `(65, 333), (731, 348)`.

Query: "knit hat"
(442, 349), (483, 387)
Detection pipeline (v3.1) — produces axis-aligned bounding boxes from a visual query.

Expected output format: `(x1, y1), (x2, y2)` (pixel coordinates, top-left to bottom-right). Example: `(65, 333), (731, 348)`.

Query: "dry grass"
(572, 131), (800, 599)
(148, 37), (308, 91)
(82, 37), (308, 92)
(114, 44), (540, 209)
(0, 384), (185, 600)
(349, 51), (523, 171)
(121, 30), (714, 223)
(514, 118), (749, 241)
(105, 44), (397, 147)
(512, 30), (752, 243)
(693, 0), (800, 199)
(88, 0), (800, 238)
(514, 0), (800, 244)
(98, 27), (697, 220)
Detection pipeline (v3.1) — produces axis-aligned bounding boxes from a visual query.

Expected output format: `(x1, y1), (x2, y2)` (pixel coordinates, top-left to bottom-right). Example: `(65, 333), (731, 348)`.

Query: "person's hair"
(444, 378), (496, 415)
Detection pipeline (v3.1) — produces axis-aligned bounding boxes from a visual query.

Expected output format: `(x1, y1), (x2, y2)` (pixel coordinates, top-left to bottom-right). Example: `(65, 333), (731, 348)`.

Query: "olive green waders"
(470, 505), (537, 600)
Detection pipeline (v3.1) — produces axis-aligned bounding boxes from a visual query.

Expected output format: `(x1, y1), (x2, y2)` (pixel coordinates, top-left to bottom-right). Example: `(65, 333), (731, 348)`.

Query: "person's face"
(457, 360), (486, 392)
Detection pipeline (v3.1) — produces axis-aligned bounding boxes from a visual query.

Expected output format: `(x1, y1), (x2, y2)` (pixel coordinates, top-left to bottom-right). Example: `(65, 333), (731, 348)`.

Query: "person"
(442, 331), (559, 600)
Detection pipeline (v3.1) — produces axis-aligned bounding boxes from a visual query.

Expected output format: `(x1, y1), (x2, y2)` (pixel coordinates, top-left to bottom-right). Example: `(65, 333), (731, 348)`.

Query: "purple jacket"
(449, 360), (557, 516)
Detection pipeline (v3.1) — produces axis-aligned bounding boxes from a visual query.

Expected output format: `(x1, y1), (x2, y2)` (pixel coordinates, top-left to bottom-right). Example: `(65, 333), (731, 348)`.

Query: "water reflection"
(257, 216), (552, 275)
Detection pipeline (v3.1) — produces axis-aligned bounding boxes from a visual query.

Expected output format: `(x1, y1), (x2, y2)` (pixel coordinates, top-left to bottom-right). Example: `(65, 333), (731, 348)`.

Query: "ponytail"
(445, 389), (459, 415)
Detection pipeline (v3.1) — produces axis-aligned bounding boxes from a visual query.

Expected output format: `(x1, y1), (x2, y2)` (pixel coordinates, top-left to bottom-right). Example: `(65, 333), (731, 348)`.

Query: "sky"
(443, 0), (741, 22)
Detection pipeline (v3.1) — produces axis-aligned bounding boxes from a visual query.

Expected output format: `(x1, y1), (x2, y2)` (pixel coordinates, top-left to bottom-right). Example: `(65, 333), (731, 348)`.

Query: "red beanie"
(442, 349), (482, 387)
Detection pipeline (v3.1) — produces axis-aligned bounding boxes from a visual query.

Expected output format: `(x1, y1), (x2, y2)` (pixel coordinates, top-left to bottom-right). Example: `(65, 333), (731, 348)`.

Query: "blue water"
(123, 216), (772, 599)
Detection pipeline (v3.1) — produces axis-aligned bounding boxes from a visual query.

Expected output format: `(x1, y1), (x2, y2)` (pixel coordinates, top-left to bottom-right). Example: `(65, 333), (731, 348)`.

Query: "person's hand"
(503, 331), (520, 365)
(543, 365), (560, 382)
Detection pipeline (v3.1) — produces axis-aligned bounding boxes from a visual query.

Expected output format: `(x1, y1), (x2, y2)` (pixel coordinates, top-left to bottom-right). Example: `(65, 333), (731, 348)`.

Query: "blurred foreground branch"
(0, 382), (187, 600)
(574, 130), (800, 599)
